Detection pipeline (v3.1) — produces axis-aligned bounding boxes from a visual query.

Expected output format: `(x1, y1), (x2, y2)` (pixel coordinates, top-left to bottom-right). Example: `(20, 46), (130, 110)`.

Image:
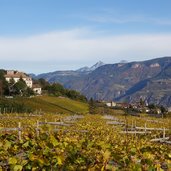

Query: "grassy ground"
(5, 96), (89, 114)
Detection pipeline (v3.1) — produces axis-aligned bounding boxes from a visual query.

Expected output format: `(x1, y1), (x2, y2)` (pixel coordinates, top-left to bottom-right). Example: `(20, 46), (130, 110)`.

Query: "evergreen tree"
(13, 78), (27, 96)
(89, 98), (96, 114)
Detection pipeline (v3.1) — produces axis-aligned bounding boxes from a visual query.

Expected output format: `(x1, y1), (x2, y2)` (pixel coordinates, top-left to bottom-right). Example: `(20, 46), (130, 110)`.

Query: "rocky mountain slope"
(118, 61), (171, 106)
(36, 57), (171, 106)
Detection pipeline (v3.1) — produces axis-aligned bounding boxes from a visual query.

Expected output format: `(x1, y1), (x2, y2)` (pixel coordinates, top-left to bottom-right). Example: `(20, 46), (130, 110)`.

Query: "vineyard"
(0, 113), (171, 170)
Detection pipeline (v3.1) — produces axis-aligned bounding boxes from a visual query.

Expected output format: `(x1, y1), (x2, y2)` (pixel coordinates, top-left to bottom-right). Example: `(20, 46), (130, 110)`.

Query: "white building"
(32, 84), (42, 95)
(168, 107), (171, 112)
(5, 70), (33, 88)
(106, 101), (116, 107)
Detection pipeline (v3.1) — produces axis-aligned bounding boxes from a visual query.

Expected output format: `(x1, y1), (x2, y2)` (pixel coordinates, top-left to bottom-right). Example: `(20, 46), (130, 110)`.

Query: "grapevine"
(0, 113), (170, 170)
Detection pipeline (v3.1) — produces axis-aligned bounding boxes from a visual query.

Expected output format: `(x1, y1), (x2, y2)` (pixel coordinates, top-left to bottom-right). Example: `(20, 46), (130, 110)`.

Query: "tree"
(37, 78), (49, 89)
(160, 105), (168, 114)
(89, 98), (96, 114)
(65, 89), (87, 102)
(46, 83), (65, 96)
(0, 70), (9, 96)
(148, 103), (156, 110)
(8, 78), (15, 95)
(24, 87), (35, 96)
(140, 97), (145, 107)
(0, 80), (3, 96)
(13, 78), (27, 96)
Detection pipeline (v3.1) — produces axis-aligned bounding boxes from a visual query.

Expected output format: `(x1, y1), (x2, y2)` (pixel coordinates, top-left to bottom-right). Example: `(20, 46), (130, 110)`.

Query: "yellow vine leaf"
(57, 156), (62, 165)
(8, 157), (17, 165)
(13, 165), (23, 171)
(103, 150), (111, 161)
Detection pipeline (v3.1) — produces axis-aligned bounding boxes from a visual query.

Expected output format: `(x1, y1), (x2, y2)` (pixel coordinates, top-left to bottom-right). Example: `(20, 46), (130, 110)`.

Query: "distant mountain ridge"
(35, 57), (171, 107)
(76, 61), (105, 72)
(36, 61), (105, 83)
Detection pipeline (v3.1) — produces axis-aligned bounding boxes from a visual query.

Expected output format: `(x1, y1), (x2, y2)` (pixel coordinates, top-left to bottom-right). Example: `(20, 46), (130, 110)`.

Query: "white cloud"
(0, 28), (171, 73)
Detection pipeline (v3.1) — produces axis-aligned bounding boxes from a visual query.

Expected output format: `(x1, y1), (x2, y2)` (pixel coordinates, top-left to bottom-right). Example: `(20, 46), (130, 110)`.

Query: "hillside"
(36, 57), (171, 106)
(117, 62), (171, 106)
(0, 96), (88, 114)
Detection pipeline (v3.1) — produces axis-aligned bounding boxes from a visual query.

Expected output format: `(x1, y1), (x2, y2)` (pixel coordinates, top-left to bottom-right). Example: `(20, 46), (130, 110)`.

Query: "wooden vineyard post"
(125, 118), (128, 133)
(131, 120), (134, 139)
(134, 120), (136, 128)
(145, 123), (147, 134)
(131, 120), (133, 131)
(18, 122), (22, 141)
(163, 128), (165, 139)
(55, 118), (57, 130)
(134, 120), (137, 137)
(36, 120), (39, 137)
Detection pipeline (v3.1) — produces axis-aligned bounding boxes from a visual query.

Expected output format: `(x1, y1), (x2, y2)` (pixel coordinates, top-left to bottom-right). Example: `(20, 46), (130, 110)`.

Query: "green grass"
(11, 96), (88, 114)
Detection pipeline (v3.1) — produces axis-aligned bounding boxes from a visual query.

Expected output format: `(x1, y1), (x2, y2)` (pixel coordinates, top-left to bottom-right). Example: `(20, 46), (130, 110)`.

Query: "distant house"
(32, 84), (42, 95)
(4, 70), (32, 88)
(168, 107), (171, 112)
(106, 101), (116, 107)
(156, 108), (162, 114)
(115, 102), (130, 108)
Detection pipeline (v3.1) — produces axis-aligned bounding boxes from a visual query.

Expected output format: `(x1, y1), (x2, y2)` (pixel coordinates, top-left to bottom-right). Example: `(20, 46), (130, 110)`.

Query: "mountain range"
(35, 57), (171, 107)
(35, 61), (105, 83)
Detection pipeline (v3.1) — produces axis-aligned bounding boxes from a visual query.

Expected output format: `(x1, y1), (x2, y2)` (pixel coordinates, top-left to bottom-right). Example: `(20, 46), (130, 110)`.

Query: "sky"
(0, 0), (171, 74)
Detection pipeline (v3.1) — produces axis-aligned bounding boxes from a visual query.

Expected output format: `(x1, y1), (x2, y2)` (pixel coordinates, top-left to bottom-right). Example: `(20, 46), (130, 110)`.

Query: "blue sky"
(0, 0), (171, 74)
